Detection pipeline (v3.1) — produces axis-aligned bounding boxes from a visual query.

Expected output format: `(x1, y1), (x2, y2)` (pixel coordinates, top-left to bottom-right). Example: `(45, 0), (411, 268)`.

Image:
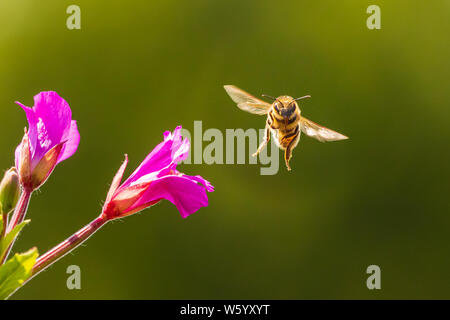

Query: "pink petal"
(57, 120), (80, 164)
(122, 126), (188, 187)
(171, 137), (190, 164)
(15, 103), (37, 159)
(126, 174), (211, 218)
(33, 92), (72, 142)
(15, 92), (75, 167)
(182, 174), (215, 192)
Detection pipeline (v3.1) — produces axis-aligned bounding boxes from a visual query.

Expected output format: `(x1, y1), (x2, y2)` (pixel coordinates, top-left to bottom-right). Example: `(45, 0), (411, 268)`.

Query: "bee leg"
(284, 149), (292, 171)
(284, 129), (300, 171)
(253, 125), (270, 157)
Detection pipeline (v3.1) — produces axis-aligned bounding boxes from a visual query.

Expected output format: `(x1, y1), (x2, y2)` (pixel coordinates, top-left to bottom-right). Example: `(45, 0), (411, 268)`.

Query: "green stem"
(1, 213), (7, 239)
(1, 189), (32, 264)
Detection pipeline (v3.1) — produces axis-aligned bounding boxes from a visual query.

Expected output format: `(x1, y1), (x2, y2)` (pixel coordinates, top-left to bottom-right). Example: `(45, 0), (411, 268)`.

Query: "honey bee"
(224, 85), (348, 171)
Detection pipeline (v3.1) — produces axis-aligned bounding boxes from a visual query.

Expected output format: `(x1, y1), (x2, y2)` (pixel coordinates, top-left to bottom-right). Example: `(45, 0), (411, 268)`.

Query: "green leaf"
(0, 220), (30, 263)
(0, 248), (38, 299)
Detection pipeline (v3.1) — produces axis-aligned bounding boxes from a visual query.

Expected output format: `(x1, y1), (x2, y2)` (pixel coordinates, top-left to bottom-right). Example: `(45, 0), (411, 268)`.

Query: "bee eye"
(274, 102), (281, 113)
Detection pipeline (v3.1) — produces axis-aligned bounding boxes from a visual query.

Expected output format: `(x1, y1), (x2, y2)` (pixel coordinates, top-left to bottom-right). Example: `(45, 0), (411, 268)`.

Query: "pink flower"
(15, 92), (80, 190)
(102, 126), (214, 219)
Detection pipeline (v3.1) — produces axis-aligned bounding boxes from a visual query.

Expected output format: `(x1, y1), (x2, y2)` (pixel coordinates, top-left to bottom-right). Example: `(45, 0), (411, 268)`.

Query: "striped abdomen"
(267, 104), (301, 149)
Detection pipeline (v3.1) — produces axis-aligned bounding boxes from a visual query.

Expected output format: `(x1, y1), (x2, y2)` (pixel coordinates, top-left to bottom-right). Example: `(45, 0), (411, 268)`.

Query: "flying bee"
(224, 85), (348, 171)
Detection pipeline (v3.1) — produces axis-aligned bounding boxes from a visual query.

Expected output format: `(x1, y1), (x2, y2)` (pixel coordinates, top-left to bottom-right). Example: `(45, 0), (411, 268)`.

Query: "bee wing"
(300, 116), (349, 142)
(224, 85), (271, 115)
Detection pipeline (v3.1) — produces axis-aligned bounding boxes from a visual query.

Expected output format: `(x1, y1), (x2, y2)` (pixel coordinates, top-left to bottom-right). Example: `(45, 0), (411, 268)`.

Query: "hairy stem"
(31, 215), (107, 277)
(1, 189), (33, 264)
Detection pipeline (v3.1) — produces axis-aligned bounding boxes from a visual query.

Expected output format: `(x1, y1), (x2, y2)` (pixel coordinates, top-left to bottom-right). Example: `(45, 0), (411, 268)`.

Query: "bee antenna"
(295, 95), (311, 101)
(261, 94), (277, 101)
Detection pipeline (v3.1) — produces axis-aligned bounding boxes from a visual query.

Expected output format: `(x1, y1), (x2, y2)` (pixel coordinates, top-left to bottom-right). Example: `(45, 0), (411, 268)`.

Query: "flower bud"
(0, 168), (20, 215)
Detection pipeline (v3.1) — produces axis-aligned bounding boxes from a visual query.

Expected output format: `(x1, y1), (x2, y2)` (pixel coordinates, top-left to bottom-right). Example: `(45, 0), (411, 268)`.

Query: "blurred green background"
(1, 0), (449, 299)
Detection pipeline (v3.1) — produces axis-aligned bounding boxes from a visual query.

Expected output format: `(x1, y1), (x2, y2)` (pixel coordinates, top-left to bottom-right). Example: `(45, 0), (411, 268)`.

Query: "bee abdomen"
(283, 124), (299, 138)
(280, 125), (300, 147)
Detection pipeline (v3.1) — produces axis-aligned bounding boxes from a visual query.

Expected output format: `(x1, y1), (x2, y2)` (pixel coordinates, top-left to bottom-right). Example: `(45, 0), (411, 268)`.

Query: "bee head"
(262, 93), (311, 118)
(274, 96), (298, 118)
